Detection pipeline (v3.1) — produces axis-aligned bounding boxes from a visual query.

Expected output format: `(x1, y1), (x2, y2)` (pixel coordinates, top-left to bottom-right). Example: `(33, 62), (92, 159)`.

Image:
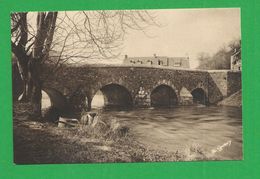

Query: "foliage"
(11, 11), (159, 73)
(197, 38), (241, 70)
(11, 10), (159, 117)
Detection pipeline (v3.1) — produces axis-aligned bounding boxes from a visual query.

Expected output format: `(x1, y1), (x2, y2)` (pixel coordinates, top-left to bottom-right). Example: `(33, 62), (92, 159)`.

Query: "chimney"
(125, 54), (128, 59)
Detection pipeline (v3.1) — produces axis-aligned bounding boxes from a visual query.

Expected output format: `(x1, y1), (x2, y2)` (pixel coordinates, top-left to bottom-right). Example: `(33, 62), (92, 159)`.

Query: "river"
(42, 91), (243, 161)
(97, 106), (242, 161)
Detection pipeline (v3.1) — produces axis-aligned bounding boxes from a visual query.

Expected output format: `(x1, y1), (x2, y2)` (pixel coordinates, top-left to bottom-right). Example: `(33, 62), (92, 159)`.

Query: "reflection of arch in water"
(151, 84), (178, 107)
(91, 83), (133, 109)
(191, 88), (208, 105)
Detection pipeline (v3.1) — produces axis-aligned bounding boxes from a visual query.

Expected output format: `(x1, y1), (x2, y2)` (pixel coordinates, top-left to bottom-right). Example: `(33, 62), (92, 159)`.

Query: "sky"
(118, 8), (241, 68)
(25, 8), (241, 69)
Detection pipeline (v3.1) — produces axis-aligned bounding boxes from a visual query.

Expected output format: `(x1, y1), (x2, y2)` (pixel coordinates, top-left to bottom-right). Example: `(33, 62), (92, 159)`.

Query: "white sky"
(119, 8), (241, 68)
(26, 8), (241, 68)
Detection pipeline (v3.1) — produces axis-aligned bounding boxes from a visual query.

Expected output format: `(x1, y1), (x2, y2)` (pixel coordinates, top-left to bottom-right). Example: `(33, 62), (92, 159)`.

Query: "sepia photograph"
(12, 8), (242, 164)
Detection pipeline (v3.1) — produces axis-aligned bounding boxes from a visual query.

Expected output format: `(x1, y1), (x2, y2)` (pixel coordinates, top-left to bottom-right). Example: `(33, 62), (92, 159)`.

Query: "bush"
(75, 112), (130, 142)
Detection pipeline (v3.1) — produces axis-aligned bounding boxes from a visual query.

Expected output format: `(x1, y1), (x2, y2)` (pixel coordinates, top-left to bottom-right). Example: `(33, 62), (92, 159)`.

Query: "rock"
(58, 117), (79, 128)
(58, 117), (67, 128)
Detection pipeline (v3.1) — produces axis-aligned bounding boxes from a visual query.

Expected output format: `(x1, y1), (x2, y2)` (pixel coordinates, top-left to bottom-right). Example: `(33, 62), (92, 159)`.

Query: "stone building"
(123, 54), (190, 68)
(230, 48), (241, 71)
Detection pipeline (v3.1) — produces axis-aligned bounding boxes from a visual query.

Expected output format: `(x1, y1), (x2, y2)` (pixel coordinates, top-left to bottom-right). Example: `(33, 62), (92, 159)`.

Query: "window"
(174, 62), (181, 67)
(147, 60), (153, 65)
(137, 60), (143, 64)
(130, 60), (135, 64)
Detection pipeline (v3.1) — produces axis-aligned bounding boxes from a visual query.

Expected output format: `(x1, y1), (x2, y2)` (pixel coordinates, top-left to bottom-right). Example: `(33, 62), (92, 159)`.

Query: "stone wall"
(207, 71), (228, 103)
(227, 71), (242, 95)
(207, 70), (241, 103)
(12, 64), (241, 115)
(208, 71), (228, 97)
(42, 65), (214, 112)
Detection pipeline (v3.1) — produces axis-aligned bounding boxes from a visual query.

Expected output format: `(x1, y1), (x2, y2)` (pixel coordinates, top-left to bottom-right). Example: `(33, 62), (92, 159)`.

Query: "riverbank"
(218, 90), (242, 107)
(13, 102), (219, 164)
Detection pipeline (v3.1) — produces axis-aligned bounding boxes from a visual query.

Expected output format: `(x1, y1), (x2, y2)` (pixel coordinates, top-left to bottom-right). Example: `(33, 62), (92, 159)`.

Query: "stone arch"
(179, 87), (193, 105)
(150, 84), (178, 107)
(41, 90), (51, 110)
(42, 87), (69, 121)
(43, 88), (68, 109)
(91, 83), (133, 109)
(191, 88), (208, 105)
(151, 80), (179, 95)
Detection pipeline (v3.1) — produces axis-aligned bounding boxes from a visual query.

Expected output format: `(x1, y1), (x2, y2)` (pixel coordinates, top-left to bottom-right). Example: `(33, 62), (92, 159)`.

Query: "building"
(230, 48), (241, 71)
(123, 54), (190, 68)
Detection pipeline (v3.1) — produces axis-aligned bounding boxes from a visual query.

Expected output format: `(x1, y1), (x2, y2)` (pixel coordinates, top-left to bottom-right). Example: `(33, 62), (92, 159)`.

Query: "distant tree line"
(196, 39), (241, 70)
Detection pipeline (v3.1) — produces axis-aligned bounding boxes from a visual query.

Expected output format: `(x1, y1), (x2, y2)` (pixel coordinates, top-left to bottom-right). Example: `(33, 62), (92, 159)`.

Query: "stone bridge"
(37, 64), (241, 117)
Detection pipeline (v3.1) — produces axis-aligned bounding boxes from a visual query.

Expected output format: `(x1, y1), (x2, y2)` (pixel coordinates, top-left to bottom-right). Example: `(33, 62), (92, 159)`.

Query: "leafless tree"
(11, 10), (159, 117)
(197, 52), (211, 64)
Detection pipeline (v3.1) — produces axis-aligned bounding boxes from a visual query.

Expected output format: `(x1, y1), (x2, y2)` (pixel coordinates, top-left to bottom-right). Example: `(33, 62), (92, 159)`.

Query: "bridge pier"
(179, 87), (193, 105)
(134, 87), (151, 107)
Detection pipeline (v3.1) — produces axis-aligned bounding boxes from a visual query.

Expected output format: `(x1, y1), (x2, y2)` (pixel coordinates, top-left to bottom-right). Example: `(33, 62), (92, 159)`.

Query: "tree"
(228, 38), (241, 52)
(197, 52), (211, 69)
(11, 10), (158, 118)
(196, 38), (241, 70)
(12, 12), (58, 117)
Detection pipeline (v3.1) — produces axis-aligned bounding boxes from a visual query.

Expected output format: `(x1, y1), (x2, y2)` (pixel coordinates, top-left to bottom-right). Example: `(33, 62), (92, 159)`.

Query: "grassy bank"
(13, 102), (214, 164)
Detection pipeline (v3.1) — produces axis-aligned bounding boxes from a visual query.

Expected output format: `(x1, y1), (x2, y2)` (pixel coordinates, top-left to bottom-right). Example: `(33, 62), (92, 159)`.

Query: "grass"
(13, 102), (215, 164)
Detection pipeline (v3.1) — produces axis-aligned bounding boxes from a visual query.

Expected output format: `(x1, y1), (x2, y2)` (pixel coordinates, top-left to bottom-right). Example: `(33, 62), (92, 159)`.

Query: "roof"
(126, 56), (188, 61)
